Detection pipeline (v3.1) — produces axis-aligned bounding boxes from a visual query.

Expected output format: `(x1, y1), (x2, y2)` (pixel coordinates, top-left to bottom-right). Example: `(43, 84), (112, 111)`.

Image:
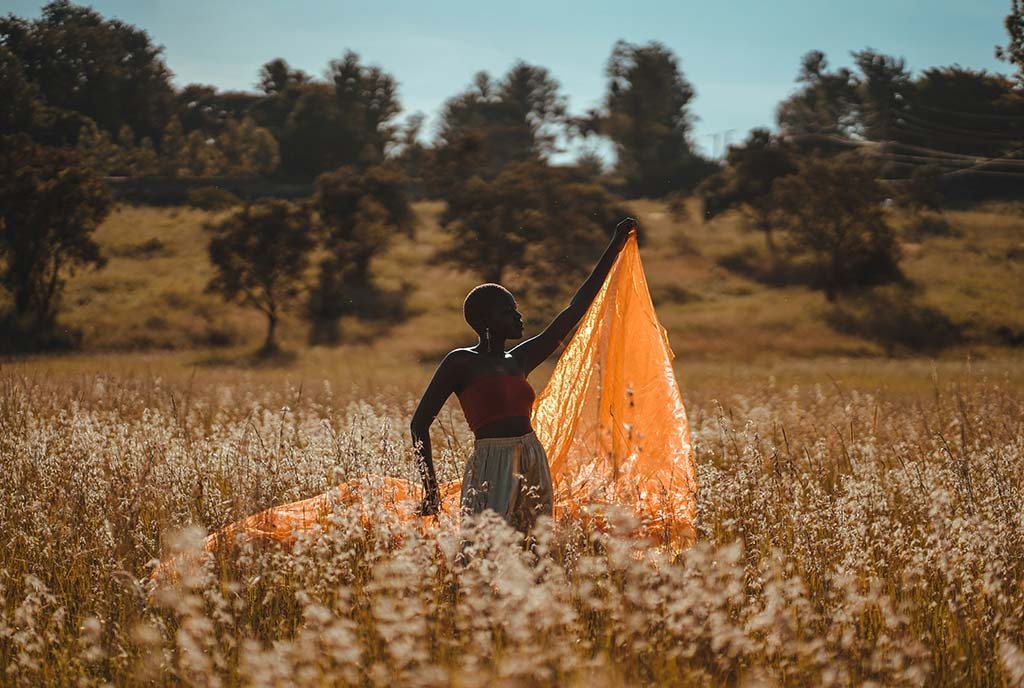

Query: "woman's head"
(463, 283), (524, 342)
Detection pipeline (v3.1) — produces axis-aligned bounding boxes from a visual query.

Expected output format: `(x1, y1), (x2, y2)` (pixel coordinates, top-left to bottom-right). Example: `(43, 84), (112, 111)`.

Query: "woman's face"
(490, 293), (524, 340)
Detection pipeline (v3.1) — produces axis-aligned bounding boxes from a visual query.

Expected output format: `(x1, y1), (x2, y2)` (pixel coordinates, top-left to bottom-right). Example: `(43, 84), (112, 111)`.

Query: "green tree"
(0, 47), (40, 135)
(428, 63), (567, 199)
(0, 0), (175, 142)
(997, 0), (1024, 84)
(438, 159), (628, 303)
(697, 128), (798, 253)
(205, 200), (316, 354)
(256, 58), (311, 96)
(590, 40), (713, 197)
(776, 50), (860, 141)
(769, 153), (902, 301)
(183, 130), (227, 177)
(329, 50), (401, 167)
(0, 134), (112, 324)
(851, 49), (913, 145)
(308, 163), (414, 342)
(74, 118), (119, 176)
(218, 116), (280, 176)
(158, 115), (187, 177)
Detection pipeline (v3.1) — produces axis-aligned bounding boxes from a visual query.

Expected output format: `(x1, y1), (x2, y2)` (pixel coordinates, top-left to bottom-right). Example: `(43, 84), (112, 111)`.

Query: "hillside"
(51, 197), (1024, 365)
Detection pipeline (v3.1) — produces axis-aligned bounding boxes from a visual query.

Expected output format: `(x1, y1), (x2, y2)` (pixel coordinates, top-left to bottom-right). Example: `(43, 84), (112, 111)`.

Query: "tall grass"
(1, 360), (1022, 685)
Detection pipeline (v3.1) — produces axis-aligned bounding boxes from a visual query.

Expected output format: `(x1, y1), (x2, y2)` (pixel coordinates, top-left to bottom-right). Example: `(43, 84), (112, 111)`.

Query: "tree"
(74, 118), (119, 176)
(769, 153), (902, 301)
(776, 50), (860, 142)
(218, 116), (280, 176)
(308, 162), (414, 343)
(428, 63), (568, 199)
(0, 0), (175, 142)
(997, 0), (1024, 84)
(697, 128), (798, 253)
(328, 50), (401, 167)
(158, 116), (187, 176)
(437, 159), (629, 304)
(392, 112), (431, 197)
(0, 47), (40, 135)
(257, 58), (310, 96)
(205, 200), (316, 354)
(591, 40), (714, 197)
(183, 130), (226, 177)
(275, 50), (403, 181)
(0, 134), (112, 324)
(851, 49), (913, 147)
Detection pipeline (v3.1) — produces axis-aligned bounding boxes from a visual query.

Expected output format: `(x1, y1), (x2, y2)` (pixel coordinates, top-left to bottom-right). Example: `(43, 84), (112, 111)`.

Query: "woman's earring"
(485, 327), (492, 352)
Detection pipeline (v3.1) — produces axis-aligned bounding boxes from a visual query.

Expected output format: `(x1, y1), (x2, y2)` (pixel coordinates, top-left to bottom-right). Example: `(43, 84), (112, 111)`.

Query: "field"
(51, 197), (1024, 360)
(2, 197), (1024, 685)
(1, 354), (1023, 686)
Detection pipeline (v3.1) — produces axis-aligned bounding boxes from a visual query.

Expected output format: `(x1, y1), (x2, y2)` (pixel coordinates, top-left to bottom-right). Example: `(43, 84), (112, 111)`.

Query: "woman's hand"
(614, 217), (639, 244)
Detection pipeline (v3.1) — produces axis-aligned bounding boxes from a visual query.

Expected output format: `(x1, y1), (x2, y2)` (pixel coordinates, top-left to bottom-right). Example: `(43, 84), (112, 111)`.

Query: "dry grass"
(1, 356), (1023, 685)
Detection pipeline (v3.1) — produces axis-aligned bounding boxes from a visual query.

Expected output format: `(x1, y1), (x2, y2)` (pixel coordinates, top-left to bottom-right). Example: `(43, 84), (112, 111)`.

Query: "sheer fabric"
(184, 234), (696, 569)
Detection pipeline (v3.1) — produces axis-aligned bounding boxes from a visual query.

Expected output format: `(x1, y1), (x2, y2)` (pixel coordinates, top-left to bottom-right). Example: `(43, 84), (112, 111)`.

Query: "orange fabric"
(156, 234), (696, 579)
(456, 374), (537, 432)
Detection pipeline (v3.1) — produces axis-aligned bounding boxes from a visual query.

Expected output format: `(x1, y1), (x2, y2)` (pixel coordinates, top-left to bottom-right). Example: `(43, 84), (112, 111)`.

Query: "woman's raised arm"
(511, 217), (637, 374)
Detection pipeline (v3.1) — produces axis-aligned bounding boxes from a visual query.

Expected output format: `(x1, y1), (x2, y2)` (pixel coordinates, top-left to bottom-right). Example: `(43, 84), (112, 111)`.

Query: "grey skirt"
(460, 431), (554, 534)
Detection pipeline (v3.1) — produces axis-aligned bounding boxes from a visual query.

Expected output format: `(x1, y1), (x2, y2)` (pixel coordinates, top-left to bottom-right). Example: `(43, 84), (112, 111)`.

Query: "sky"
(2, 0), (1017, 163)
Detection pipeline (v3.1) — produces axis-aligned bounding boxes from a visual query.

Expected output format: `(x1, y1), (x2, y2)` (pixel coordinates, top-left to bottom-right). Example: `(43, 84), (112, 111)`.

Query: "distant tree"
(588, 40), (714, 197)
(903, 67), (1023, 159)
(158, 115), (187, 176)
(183, 130), (226, 177)
(0, 0), (175, 142)
(438, 159), (629, 303)
(574, 148), (606, 181)
(205, 200), (316, 354)
(392, 112), (431, 196)
(74, 118), (119, 176)
(218, 116), (281, 176)
(697, 128), (798, 253)
(997, 0), (1024, 84)
(428, 63), (567, 199)
(308, 162), (414, 343)
(851, 49), (913, 145)
(249, 59), (311, 155)
(275, 52), (402, 180)
(328, 50), (402, 167)
(776, 50), (860, 142)
(257, 58), (311, 95)
(174, 83), (261, 138)
(0, 134), (112, 324)
(769, 153), (902, 301)
(280, 84), (347, 178)
(0, 47), (40, 135)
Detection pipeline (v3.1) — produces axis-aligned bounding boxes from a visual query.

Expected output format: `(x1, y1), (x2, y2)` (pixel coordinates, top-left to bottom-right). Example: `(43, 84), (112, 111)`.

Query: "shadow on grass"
(308, 281), (420, 346)
(824, 286), (962, 356)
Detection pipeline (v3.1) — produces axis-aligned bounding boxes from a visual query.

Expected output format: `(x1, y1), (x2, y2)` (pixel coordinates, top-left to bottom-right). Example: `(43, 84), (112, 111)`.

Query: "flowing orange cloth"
(187, 235), (696, 566)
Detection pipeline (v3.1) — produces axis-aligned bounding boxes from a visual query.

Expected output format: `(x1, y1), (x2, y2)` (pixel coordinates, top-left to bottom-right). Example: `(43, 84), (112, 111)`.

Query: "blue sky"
(3, 0), (1016, 162)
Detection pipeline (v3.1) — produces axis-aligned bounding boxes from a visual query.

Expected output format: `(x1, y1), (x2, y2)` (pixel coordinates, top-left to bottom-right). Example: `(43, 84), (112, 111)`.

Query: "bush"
(186, 186), (242, 210)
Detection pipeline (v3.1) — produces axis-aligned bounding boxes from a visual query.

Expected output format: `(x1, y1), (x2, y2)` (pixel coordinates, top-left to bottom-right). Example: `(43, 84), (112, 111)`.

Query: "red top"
(455, 374), (537, 432)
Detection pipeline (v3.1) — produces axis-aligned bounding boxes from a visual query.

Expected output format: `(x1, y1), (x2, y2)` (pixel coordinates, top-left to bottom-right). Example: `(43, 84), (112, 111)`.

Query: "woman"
(410, 216), (639, 536)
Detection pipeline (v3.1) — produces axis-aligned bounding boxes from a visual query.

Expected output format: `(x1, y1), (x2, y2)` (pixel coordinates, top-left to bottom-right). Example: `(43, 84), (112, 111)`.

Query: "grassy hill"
(52, 197), (1024, 365)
